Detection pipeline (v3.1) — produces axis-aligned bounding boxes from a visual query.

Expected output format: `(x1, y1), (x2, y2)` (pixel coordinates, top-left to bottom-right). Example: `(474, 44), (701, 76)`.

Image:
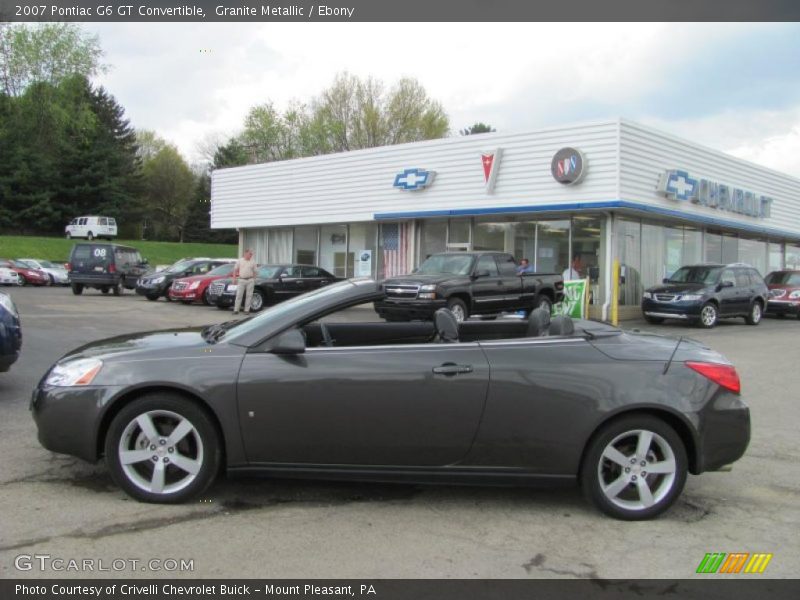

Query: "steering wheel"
(319, 322), (334, 348)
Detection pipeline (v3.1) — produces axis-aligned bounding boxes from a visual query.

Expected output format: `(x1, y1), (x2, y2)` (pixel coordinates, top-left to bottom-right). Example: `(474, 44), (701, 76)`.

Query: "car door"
(300, 266), (333, 290)
(471, 254), (505, 313)
(717, 268), (738, 315)
(277, 266), (307, 298)
(237, 339), (490, 466)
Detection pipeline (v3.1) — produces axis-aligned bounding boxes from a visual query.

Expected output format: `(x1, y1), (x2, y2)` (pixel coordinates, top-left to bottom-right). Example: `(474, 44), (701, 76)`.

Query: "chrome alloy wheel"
(250, 291), (264, 311)
(750, 303), (762, 324)
(449, 303), (466, 322)
(597, 429), (677, 512)
(118, 410), (204, 495)
(700, 304), (717, 327)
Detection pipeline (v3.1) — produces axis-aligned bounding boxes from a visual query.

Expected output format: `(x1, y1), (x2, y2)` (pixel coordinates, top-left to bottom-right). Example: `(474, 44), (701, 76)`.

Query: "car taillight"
(685, 361), (741, 394)
(108, 264), (116, 273)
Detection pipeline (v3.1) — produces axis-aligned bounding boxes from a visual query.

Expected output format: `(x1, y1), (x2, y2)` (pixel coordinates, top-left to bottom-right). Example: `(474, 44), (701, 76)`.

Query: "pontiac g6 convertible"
(32, 279), (750, 520)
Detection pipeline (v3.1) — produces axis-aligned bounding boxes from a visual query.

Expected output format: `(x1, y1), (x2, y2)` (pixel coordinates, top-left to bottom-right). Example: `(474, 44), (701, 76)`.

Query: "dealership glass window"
(474, 219), (512, 253)
(320, 225), (349, 278)
(419, 220), (447, 260)
(738, 237), (767, 274)
(293, 226), (319, 265)
(348, 222), (378, 278)
(683, 227), (703, 265)
(571, 215), (604, 304)
(448, 219), (471, 250)
(615, 218), (642, 306)
(267, 228), (292, 264)
(721, 233), (738, 264)
(768, 242), (783, 272)
(536, 219), (569, 274)
(786, 244), (800, 270)
(514, 222), (537, 264)
(704, 231), (722, 263)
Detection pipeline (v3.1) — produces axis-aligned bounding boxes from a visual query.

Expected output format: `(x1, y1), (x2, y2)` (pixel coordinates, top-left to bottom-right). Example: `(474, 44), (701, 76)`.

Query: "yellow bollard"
(611, 258), (620, 326)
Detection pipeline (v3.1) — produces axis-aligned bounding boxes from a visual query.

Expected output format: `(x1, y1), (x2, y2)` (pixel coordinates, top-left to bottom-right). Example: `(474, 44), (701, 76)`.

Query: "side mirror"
(269, 329), (306, 355)
(473, 270), (491, 279)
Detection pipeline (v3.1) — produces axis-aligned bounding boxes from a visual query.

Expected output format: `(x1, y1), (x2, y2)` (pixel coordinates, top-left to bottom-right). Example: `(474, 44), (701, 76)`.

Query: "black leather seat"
(549, 315), (575, 336)
(433, 308), (459, 343)
(526, 307), (551, 337)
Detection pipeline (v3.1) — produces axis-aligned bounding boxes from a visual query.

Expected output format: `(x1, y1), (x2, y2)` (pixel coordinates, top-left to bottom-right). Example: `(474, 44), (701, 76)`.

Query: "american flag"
(381, 222), (409, 278)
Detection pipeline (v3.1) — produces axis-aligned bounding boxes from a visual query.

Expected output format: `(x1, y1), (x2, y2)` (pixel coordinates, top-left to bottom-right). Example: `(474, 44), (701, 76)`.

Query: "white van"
(65, 216), (118, 240)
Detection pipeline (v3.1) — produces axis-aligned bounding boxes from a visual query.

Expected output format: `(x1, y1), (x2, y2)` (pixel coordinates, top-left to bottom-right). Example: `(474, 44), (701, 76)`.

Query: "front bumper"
(374, 298), (447, 320)
(169, 288), (201, 301)
(766, 299), (800, 316)
(641, 298), (703, 320)
(31, 385), (123, 463)
(136, 282), (170, 297)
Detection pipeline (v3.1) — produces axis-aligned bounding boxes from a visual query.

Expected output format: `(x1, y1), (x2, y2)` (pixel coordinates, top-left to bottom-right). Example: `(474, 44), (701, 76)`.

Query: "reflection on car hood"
(61, 328), (208, 362)
(646, 283), (708, 294)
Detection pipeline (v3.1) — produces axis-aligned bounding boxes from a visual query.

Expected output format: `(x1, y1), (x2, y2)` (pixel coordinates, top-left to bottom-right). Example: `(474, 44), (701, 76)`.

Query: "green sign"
(553, 279), (588, 318)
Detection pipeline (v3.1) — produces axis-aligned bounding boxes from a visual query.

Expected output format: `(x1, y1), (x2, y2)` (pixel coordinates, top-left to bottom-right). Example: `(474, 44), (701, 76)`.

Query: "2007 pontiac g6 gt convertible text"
(31, 279), (750, 520)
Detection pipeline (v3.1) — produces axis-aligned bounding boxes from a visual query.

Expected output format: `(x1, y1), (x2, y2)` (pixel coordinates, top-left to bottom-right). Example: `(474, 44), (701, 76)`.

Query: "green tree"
(460, 122), (495, 135)
(141, 146), (195, 242)
(0, 23), (105, 97)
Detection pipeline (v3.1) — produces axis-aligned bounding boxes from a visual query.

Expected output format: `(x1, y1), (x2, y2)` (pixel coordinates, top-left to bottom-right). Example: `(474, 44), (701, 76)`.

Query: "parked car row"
(0, 258), (65, 286)
(642, 263), (800, 328)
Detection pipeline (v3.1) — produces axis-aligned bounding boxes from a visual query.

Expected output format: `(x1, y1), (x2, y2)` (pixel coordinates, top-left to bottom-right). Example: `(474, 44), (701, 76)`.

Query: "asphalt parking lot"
(1, 286), (798, 579)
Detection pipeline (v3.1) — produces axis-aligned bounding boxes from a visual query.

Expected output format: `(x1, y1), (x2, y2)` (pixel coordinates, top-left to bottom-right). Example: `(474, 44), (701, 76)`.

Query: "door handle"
(432, 363), (473, 375)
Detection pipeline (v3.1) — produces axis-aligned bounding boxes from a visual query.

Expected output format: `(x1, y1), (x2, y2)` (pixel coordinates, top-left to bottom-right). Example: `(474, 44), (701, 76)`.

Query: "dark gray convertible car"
(31, 279), (750, 520)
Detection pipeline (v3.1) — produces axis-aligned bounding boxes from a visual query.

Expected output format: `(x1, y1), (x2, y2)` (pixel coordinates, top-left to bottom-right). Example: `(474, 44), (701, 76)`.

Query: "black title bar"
(2, 0), (800, 22)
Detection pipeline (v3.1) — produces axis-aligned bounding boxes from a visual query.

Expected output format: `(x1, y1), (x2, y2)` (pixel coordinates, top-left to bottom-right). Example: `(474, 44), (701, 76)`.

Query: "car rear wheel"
(581, 415), (687, 520)
(87, 232), (94, 240)
(65, 233), (71, 239)
(644, 315), (664, 324)
(105, 394), (221, 503)
(745, 301), (762, 326)
(447, 298), (469, 322)
(101, 287), (110, 294)
(698, 302), (718, 328)
(250, 290), (264, 312)
(71, 283), (83, 295)
(145, 294), (159, 301)
(112, 280), (124, 296)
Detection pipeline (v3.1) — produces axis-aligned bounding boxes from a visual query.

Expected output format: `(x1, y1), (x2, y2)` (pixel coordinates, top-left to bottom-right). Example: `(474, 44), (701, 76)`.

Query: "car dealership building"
(211, 118), (800, 319)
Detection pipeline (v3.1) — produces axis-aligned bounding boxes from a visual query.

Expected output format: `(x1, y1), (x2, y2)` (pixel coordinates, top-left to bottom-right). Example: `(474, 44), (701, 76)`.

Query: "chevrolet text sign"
(657, 169), (774, 219)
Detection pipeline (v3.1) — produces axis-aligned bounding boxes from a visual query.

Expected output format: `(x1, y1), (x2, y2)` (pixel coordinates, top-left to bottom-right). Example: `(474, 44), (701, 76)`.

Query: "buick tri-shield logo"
(393, 168), (435, 191)
(551, 147), (586, 185)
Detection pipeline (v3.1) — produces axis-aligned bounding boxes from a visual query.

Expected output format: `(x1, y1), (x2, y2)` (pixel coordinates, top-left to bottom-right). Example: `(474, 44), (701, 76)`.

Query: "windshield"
(222, 280), (357, 343)
(38, 260), (56, 268)
(766, 271), (800, 286)
(417, 254), (475, 276)
(17, 260), (37, 268)
(207, 263), (234, 277)
(666, 266), (721, 285)
(166, 259), (195, 273)
(12, 260), (33, 269)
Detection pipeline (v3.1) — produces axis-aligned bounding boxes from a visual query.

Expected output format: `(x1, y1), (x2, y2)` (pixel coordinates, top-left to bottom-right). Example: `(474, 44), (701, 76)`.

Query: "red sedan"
(765, 270), (800, 318)
(168, 263), (235, 304)
(0, 259), (50, 286)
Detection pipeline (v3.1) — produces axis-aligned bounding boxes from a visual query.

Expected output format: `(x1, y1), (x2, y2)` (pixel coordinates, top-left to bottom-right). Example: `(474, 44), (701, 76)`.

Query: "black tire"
(446, 297), (469, 322)
(101, 287), (110, 294)
(532, 294), (552, 314)
(19, 276), (27, 286)
(698, 302), (718, 328)
(104, 393), (221, 503)
(112, 280), (123, 296)
(87, 231), (94, 240)
(644, 315), (664, 324)
(65, 233), (72, 239)
(71, 283), (83, 295)
(48, 274), (55, 286)
(249, 290), (264, 312)
(580, 414), (688, 520)
(202, 288), (212, 306)
(145, 294), (159, 301)
(744, 300), (763, 326)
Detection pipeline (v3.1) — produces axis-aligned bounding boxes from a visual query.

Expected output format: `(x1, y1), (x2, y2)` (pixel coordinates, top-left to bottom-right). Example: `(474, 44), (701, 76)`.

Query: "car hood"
(175, 274), (225, 284)
(60, 328), (212, 362)
(383, 274), (465, 286)
(646, 282), (708, 294)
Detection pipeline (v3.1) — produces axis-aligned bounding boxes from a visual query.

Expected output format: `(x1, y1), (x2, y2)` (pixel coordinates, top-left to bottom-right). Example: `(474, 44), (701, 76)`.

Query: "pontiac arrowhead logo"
(481, 148), (503, 193)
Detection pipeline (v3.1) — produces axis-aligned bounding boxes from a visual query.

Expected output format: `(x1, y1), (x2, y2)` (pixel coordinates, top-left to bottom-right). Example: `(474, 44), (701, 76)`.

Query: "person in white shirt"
(562, 253), (583, 281)
(233, 249), (257, 314)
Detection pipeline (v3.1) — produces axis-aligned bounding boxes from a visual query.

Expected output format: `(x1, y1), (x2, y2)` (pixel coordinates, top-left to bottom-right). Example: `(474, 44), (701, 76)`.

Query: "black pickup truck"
(374, 251), (564, 322)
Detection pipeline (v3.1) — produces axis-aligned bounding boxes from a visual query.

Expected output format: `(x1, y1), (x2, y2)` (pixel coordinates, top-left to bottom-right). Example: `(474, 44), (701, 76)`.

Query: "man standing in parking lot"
(233, 249), (257, 314)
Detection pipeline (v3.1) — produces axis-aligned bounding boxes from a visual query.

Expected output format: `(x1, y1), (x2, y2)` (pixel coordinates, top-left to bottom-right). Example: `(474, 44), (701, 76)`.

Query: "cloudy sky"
(85, 22), (800, 176)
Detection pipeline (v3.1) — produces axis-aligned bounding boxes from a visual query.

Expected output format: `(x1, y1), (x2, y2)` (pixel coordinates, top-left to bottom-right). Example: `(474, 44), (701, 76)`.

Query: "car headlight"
(152, 276), (165, 284)
(642, 292), (652, 299)
(681, 294), (703, 301)
(45, 358), (103, 387)
(189, 281), (200, 290)
(419, 285), (437, 292)
(789, 291), (800, 300)
(0, 293), (18, 317)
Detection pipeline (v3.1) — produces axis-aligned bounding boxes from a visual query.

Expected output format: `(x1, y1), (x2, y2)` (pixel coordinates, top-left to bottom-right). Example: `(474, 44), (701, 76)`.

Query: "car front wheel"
(250, 290), (264, 312)
(532, 294), (552, 314)
(745, 301), (762, 325)
(698, 302), (718, 328)
(71, 283), (83, 295)
(446, 298), (469, 322)
(105, 394), (221, 503)
(581, 415), (687, 520)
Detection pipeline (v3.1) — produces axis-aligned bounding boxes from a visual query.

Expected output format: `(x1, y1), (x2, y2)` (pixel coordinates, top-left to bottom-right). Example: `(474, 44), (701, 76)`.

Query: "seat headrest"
(549, 315), (575, 336)
(527, 307), (551, 337)
(434, 308), (459, 343)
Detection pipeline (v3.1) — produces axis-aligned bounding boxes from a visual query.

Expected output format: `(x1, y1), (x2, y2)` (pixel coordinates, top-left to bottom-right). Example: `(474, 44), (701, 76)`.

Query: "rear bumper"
(696, 392), (750, 473)
(70, 274), (119, 287)
(374, 299), (447, 320)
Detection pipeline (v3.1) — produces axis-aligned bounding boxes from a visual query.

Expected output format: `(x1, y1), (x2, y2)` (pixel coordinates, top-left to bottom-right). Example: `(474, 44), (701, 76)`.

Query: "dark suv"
(642, 263), (768, 328)
(136, 258), (233, 301)
(68, 243), (149, 296)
